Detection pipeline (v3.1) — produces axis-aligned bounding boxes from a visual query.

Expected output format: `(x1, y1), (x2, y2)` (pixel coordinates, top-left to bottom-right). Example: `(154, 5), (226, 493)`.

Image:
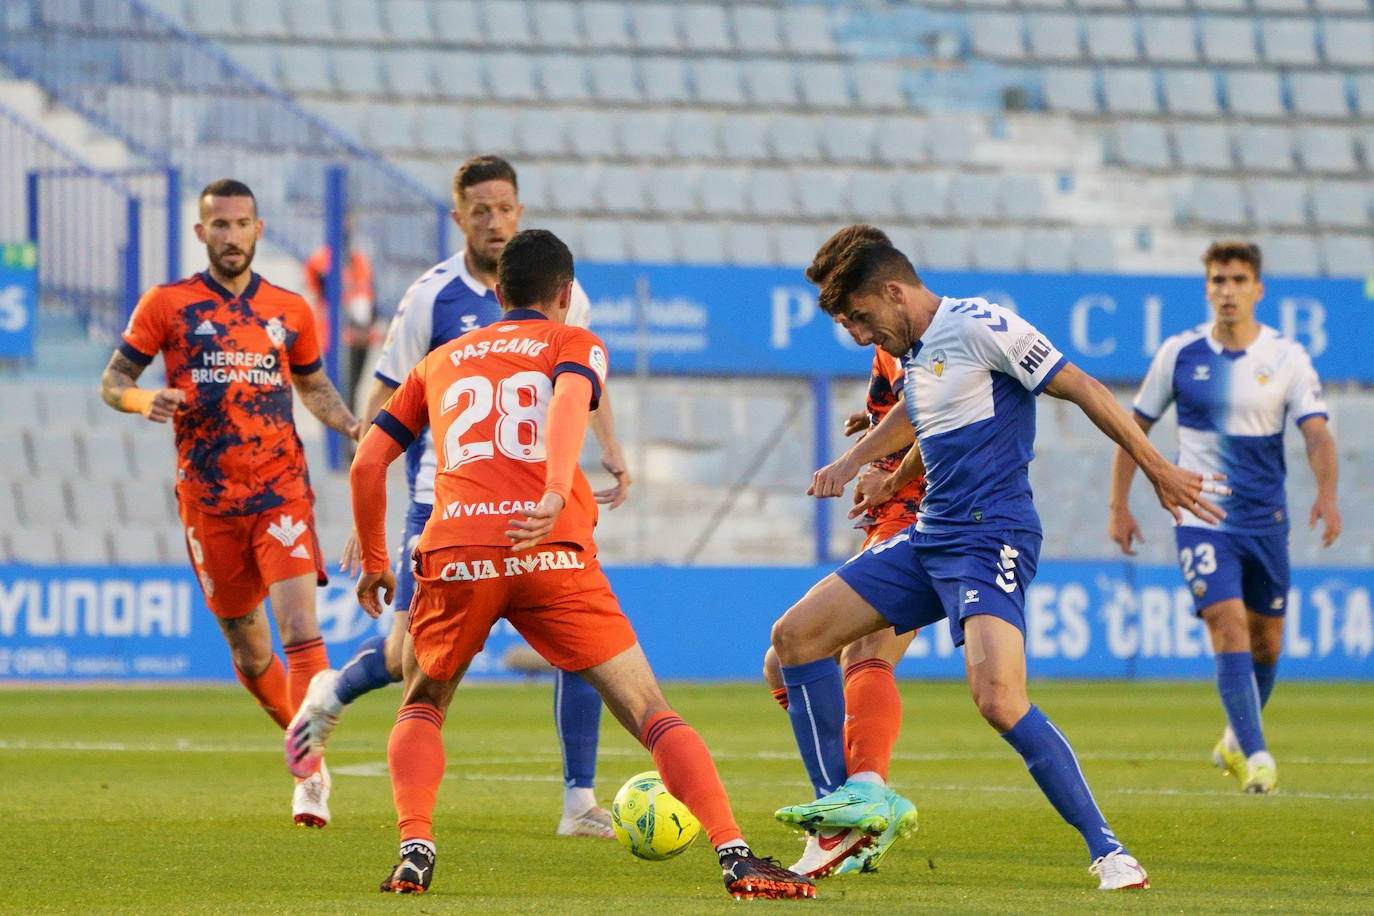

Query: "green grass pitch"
(2, 680), (1370, 913)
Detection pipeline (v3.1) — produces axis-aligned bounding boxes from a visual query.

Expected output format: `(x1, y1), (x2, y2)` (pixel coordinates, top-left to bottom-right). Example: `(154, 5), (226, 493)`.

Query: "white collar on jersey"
(1199, 321), (1276, 356)
(452, 249), (491, 297)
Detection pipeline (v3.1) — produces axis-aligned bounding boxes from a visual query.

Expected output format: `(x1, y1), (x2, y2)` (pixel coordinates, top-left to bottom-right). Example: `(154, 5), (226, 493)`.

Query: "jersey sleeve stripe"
(1133, 406), (1159, 423)
(1030, 354), (1068, 395)
(553, 362), (602, 409)
(290, 357), (323, 375)
(373, 368), (402, 387)
(118, 341), (155, 367)
(373, 409), (417, 449)
(1294, 411), (1329, 427)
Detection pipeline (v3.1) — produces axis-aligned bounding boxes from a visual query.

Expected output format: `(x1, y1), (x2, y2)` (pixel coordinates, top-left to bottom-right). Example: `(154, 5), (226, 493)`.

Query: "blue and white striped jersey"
(1133, 323), (1326, 533)
(900, 297), (1067, 535)
(373, 250), (591, 506)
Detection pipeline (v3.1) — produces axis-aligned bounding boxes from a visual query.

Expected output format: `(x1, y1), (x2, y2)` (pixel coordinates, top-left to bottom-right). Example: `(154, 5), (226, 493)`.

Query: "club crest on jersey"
(267, 514), (306, 547)
(1193, 365), (1211, 381)
(1255, 364), (1273, 385)
(589, 345), (608, 382)
(265, 316), (286, 347)
(930, 350), (946, 377)
(1192, 579), (1208, 597)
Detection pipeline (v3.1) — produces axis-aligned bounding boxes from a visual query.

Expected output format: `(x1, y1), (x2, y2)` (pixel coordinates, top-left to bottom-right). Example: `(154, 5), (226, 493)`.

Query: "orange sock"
(389, 703), (446, 844)
(284, 636), (329, 716)
(235, 655), (291, 728)
(769, 686), (789, 711)
(843, 658), (902, 780)
(640, 711), (741, 848)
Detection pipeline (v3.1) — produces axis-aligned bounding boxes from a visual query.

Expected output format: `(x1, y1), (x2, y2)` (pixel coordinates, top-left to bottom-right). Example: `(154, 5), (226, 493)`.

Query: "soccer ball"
(610, 770), (701, 861)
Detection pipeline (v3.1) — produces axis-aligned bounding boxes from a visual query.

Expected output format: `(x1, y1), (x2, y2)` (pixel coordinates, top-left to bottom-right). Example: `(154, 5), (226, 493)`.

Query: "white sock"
(1247, 750), (1276, 768)
(715, 838), (749, 857)
(1222, 726), (1239, 752)
(564, 786), (597, 816)
(848, 770), (885, 786)
(400, 837), (435, 857)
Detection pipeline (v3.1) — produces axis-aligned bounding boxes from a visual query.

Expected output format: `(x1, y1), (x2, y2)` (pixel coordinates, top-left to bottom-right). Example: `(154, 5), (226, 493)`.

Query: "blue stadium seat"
(1002, 174), (1047, 221)
(565, 109), (618, 157)
(485, 52), (539, 101)
(1323, 18), (1374, 66)
(227, 42), (281, 88)
(851, 61), (905, 110)
(743, 59), (798, 107)
(1162, 68), (1221, 116)
(1309, 180), (1369, 228)
(1319, 233), (1373, 276)
(820, 115), (876, 164)
(798, 61), (852, 108)
(383, 0), (433, 41)
(677, 222), (726, 265)
(1288, 72), (1351, 118)
(1255, 0), (1314, 10)
(336, 0), (384, 39)
(732, 5), (784, 54)
(332, 47), (383, 96)
(680, 4), (732, 52)
(698, 167), (749, 216)
(359, 103), (417, 153)
(464, 105), (517, 153)
(185, 1), (238, 35)
(139, 0), (187, 25)
(1136, 0), (1190, 10)
(692, 58), (746, 107)
(579, 218), (628, 262)
(481, 0), (534, 47)
(774, 223), (826, 267)
(433, 53), (486, 100)
(1248, 178), (1309, 227)
(1102, 67), (1160, 115)
(1297, 126), (1358, 173)
(1071, 228), (1117, 271)
(718, 113), (770, 161)
(618, 110), (672, 159)
(1141, 16), (1199, 63)
(514, 107), (566, 156)
(781, 5), (837, 56)
(640, 57), (690, 104)
(897, 171), (949, 221)
(580, 1), (632, 50)
(538, 55), (590, 103)
(670, 112), (720, 160)
(277, 45), (334, 94)
(921, 227), (972, 270)
(286, 0), (339, 40)
(237, 0), (287, 39)
(1235, 124), (1295, 172)
(433, 0), (481, 43)
(846, 171), (901, 221)
(970, 13), (1027, 60)
(599, 166), (648, 215)
(1042, 66), (1099, 114)
(384, 48), (436, 97)
(1023, 227), (1074, 273)
(949, 172), (1002, 221)
(1181, 177), (1247, 226)
(1174, 122), (1234, 170)
(1315, 0), (1370, 11)
(1027, 13), (1084, 62)
(794, 168), (849, 220)
(747, 169), (796, 219)
(626, 220), (677, 264)
(628, 3), (680, 52)
(547, 162), (598, 212)
(1201, 18), (1259, 65)
(874, 117), (930, 166)
(770, 114), (822, 163)
(725, 223), (776, 267)
(1114, 121), (1172, 170)
(515, 162), (550, 210)
(971, 227), (1025, 272)
(530, 1), (582, 47)
(587, 54), (639, 103)
(414, 102), (465, 153)
(1260, 18), (1319, 66)
(1195, 0), (1249, 12)
(1354, 73), (1374, 117)
(1224, 70), (1286, 118)
(645, 166), (700, 215)
(1085, 15), (1140, 62)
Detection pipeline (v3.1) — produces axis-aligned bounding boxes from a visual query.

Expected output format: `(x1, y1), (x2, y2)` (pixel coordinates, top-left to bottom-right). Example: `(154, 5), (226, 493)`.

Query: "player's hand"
(145, 388), (185, 423)
(1150, 465), (1229, 526)
(355, 568), (395, 619)
(842, 411), (868, 437)
(808, 454), (860, 499)
(1309, 495), (1342, 547)
(594, 450), (632, 509)
(507, 492), (566, 551)
(346, 418), (364, 441)
(849, 467), (897, 520)
(1107, 506), (1144, 556)
(339, 531), (362, 576)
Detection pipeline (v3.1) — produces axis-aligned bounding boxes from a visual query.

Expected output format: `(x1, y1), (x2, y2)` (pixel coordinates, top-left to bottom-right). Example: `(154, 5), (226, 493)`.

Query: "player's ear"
(494, 283), (508, 310)
(556, 282), (572, 317)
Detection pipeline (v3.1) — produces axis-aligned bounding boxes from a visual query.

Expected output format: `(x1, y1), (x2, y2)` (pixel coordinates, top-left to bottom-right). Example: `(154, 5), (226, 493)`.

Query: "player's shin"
(781, 658), (848, 797)
(842, 658), (901, 781)
(1001, 705), (1126, 861)
(639, 711), (742, 849)
(555, 670), (603, 818)
(284, 636), (329, 715)
(389, 703), (446, 843)
(1216, 652), (1267, 756)
(336, 635), (399, 705)
(235, 655), (292, 728)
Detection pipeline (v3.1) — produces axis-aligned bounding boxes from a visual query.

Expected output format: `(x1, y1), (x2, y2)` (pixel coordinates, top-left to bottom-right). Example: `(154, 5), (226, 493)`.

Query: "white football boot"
(285, 669), (343, 779)
(556, 805), (615, 838)
(1089, 848), (1150, 890)
(788, 827), (870, 879)
(292, 760), (331, 828)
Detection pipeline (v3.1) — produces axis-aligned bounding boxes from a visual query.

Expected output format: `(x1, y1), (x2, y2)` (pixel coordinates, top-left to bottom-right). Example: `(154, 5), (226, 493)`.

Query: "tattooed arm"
(292, 367), (361, 439)
(100, 350), (184, 422)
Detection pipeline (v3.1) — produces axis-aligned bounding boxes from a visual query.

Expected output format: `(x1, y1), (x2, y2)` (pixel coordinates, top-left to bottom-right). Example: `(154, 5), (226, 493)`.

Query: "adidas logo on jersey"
(290, 544), (310, 560)
(194, 319), (217, 335)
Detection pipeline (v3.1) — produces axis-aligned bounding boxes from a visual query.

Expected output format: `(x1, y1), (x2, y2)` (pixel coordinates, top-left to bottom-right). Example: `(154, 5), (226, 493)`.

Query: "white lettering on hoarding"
(1070, 295), (1116, 358)
(1279, 298), (1328, 357)
(0, 579), (191, 638)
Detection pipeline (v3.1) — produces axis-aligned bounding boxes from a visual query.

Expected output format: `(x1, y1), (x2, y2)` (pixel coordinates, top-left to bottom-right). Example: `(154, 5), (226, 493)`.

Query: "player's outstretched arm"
(849, 435), (926, 520)
(1107, 413), (1155, 556)
(99, 351), (184, 422)
(588, 386), (632, 510)
(339, 376), (402, 575)
(1300, 415), (1342, 547)
(1043, 362), (1228, 526)
(810, 396), (915, 499)
(292, 367), (361, 440)
(350, 424), (403, 617)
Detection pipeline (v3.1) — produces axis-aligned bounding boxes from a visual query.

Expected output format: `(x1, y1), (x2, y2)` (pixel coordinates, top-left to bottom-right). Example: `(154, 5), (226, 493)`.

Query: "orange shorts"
(860, 517), (916, 551)
(408, 542), (637, 682)
(178, 494), (327, 619)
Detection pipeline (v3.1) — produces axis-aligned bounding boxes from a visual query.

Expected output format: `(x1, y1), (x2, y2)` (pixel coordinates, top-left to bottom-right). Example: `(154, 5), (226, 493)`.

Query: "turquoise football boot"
(775, 779), (891, 835)
(833, 790), (918, 875)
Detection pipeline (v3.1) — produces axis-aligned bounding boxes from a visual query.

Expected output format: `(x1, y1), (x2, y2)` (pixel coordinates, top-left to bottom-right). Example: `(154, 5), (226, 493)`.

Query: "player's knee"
(970, 684), (1027, 731)
(761, 646), (782, 689)
(232, 646), (274, 679)
(1251, 641), (1281, 666)
(770, 616), (809, 666)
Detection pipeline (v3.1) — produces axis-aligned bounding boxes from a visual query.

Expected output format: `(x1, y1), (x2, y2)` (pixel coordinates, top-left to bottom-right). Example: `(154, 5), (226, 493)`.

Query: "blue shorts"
(393, 501), (434, 614)
(836, 528), (1042, 647)
(1174, 527), (1290, 617)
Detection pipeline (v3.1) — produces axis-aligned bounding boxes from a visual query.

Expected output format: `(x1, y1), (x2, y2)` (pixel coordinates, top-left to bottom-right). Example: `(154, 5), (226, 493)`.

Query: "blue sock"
(1001, 705), (1124, 861)
(1253, 659), (1278, 709)
(555, 670), (601, 789)
(333, 635), (398, 705)
(781, 658), (847, 797)
(1216, 651), (1266, 756)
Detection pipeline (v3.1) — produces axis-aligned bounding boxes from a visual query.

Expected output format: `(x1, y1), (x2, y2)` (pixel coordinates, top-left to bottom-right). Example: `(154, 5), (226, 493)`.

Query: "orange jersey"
(120, 271), (322, 516)
(858, 349), (926, 530)
(376, 309), (607, 552)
